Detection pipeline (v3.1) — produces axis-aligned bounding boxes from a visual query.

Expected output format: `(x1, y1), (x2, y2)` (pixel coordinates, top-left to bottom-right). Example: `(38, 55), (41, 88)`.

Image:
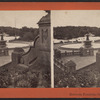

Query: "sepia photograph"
(0, 10), (51, 88)
(52, 10), (100, 88)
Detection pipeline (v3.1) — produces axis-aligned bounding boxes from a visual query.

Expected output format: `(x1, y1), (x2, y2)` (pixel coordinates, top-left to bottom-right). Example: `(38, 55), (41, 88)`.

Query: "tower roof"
(37, 12), (50, 25)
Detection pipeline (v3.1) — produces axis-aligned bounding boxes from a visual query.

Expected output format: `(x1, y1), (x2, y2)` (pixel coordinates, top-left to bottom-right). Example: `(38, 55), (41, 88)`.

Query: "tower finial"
(45, 10), (50, 14)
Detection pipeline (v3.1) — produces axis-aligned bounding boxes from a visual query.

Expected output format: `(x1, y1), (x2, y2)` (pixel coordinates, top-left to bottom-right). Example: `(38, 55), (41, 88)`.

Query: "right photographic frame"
(52, 10), (100, 88)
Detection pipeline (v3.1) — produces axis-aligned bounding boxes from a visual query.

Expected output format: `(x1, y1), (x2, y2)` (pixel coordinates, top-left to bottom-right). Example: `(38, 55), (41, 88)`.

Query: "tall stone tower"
(11, 11), (51, 70)
(37, 11), (51, 68)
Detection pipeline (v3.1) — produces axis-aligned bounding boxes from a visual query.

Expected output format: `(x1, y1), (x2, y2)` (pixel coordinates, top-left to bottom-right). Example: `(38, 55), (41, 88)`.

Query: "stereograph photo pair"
(0, 10), (100, 88)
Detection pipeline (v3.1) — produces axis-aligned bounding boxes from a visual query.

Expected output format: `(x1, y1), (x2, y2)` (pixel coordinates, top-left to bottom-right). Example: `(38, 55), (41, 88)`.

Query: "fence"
(61, 48), (94, 57)
(61, 50), (80, 57)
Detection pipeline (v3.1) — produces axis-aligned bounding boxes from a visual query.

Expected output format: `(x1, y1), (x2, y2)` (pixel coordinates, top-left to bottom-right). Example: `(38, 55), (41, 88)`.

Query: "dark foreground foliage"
(54, 64), (100, 88)
(0, 62), (50, 88)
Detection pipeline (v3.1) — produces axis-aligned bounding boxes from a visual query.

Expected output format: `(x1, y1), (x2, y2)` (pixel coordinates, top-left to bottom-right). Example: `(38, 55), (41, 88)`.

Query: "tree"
(54, 26), (100, 39)
(76, 70), (96, 87)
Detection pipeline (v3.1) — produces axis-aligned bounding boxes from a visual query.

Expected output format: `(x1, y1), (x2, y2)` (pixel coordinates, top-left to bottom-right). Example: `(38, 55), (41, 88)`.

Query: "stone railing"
(61, 50), (80, 57)
(54, 59), (66, 71)
(60, 47), (94, 57)
(54, 58), (76, 73)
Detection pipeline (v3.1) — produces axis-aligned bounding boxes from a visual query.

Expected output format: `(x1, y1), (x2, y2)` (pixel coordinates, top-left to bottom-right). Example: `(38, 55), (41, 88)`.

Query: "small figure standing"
(1, 34), (4, 41)
(86, 34), (89, 41)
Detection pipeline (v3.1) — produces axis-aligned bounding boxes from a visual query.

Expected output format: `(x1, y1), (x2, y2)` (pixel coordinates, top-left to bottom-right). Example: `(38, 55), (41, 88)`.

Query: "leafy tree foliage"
(0, 26), (39, 41)
(76, 70), (96, 87)
(54, 26), (100, 39)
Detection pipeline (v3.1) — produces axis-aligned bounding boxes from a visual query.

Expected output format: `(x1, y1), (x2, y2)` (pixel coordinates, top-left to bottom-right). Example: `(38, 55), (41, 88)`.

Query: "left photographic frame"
(0, 10), (51, 88)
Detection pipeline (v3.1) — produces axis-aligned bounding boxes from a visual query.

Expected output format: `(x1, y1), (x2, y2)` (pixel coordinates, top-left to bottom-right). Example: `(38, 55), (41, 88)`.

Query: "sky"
(51, 10), (100, 28)
(1, 10), (100, 28)
(0, 10), (46, 28)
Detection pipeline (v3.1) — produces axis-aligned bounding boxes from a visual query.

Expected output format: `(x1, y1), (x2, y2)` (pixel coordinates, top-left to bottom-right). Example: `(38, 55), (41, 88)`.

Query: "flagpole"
(15, 16), (17, 40)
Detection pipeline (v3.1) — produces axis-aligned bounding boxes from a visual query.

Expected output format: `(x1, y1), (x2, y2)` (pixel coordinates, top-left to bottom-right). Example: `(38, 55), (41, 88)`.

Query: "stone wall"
(20, 36), (39, 66)
(54, 58), (76, 74)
